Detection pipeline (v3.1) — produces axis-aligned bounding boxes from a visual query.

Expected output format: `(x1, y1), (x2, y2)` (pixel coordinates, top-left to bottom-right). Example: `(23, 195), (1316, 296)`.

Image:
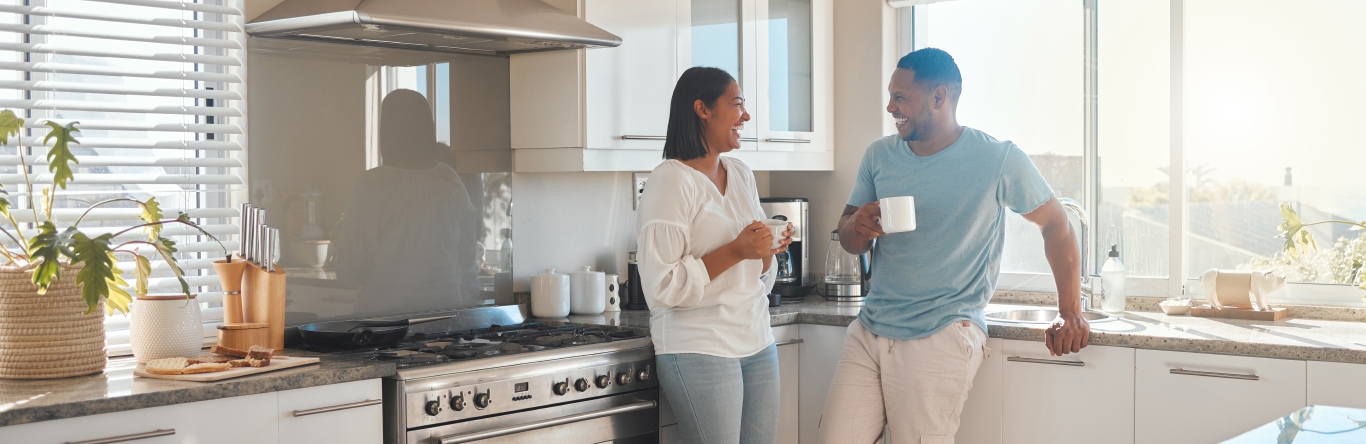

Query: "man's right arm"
(837, 203), (884, 254)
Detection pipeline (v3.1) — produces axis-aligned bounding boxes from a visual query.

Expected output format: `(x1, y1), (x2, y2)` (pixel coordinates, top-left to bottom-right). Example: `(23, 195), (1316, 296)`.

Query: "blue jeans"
(656, 344), (780, 444)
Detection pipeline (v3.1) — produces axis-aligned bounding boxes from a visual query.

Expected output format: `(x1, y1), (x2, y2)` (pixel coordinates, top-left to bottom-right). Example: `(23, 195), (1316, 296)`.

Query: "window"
(0, 0), (246, 354)
(903, 0), (1366, 305)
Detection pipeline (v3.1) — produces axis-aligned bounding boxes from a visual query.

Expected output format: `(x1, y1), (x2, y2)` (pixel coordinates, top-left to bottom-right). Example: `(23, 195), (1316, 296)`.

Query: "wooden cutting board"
(134, 356), (321, 382)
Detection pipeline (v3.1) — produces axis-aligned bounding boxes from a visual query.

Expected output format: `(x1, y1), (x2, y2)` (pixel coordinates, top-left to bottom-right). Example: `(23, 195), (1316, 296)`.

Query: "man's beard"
(900, 104), (932, 142)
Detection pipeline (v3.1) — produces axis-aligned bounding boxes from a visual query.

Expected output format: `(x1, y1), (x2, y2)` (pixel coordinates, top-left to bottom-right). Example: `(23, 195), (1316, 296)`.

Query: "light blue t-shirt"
(847, 127), (1054, 340)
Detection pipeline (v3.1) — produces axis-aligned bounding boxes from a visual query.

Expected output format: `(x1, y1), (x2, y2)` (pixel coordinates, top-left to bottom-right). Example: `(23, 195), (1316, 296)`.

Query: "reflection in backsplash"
(248, 48), (512, 326)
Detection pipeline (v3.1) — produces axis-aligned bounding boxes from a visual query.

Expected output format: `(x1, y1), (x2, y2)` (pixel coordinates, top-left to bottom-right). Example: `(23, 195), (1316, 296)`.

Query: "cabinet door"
(755, 0), (830, 153)
(678, 0), (759, 150)
(1001, 340), (1135, 444)
(278, 379), (383, 444)
(1309, 361), (1366, 409)
(0, 392), (277, 444)
(1135, 349), (1306, 444)
(585, 0), (678, 150)
(957, 337), (1003, 444)
(774, 324), (800, 444)
(798, 323), (848, 444)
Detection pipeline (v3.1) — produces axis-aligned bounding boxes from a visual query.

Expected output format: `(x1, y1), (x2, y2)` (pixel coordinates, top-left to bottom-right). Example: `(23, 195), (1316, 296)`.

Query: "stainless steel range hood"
(246, 0), (621, 57)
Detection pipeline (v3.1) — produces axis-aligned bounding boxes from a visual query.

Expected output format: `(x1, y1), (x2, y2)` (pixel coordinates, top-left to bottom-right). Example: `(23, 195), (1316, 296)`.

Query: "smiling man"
(820, 48), (1092, 443)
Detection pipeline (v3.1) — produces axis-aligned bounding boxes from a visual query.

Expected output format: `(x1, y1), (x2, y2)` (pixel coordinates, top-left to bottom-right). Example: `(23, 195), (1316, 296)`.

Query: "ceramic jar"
(530, 269), (570, 318)
(129, 294), (203, 363)
(569, 266), (606, 315)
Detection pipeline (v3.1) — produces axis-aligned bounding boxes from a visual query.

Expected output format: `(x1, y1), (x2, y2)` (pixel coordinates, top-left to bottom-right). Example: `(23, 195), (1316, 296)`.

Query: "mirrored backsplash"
(247, 44), (513, 326)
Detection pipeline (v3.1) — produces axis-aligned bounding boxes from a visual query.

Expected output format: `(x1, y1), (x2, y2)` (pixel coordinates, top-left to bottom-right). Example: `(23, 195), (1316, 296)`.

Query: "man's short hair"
(897, 48), (963, 102)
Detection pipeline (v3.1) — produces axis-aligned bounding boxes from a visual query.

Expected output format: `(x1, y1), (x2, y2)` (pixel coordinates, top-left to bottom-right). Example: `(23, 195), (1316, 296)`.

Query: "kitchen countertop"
(0, 350), (395, 428)
(1221, 405), (1366, 443)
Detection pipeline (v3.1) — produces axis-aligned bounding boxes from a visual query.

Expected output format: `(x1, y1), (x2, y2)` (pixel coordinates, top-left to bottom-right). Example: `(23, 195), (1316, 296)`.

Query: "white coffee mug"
(878, 196), (916, 233)
(762, 219), (788, 248)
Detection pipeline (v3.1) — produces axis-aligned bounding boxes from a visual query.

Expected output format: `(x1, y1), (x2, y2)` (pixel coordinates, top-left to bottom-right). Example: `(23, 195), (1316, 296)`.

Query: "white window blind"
(0, 0), (245, 355)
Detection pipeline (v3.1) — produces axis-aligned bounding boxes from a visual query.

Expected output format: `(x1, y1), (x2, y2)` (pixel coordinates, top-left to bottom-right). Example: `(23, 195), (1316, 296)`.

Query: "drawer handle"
(765, 138), (812, 143)
(775, 339), (804, 347)
(621, 135), (667, 140)
(66, 429), (175, 444)
(1007, 356), (1085, 367)
(1169, 368), (1259, 381)
(740, 138), (758, 142)
(293, 399), (383, 417)
(439, 400), (656, 443)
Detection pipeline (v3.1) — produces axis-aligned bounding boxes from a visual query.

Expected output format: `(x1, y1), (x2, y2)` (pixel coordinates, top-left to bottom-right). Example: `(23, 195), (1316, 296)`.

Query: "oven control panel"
(405, 353), (658, 426)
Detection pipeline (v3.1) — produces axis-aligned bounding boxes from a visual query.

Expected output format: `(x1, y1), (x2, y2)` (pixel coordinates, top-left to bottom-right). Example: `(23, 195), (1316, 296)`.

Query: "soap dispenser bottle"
(1100, 244), (1127, 312)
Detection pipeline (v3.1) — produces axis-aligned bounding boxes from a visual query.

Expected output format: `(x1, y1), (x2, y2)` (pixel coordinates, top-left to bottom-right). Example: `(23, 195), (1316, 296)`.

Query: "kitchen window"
(902, 0), (1366, 305)
(0, 0), (246, 354)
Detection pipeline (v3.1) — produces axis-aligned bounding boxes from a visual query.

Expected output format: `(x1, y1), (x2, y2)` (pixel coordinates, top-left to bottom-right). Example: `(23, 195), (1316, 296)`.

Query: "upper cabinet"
(510, 0), (832, 172)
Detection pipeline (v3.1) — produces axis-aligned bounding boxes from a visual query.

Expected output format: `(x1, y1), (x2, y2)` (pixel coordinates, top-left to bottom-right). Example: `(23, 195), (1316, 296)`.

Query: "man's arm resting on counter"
(1021, 196), (1091, 355)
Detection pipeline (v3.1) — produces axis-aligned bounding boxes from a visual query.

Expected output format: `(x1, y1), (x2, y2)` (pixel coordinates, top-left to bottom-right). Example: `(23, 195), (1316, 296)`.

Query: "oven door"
(408, 389), (658, 444)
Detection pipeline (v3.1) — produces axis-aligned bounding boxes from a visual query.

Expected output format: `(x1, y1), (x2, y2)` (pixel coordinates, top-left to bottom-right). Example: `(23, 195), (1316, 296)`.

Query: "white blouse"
(636, 156), (777, 357)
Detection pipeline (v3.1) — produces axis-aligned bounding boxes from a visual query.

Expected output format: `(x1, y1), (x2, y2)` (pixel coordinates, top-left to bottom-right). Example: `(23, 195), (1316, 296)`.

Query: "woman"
(636, 67), (793, 443)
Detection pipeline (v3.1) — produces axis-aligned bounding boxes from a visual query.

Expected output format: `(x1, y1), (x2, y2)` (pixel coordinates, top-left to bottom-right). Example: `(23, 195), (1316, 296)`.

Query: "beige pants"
(819, 320), (988, 444)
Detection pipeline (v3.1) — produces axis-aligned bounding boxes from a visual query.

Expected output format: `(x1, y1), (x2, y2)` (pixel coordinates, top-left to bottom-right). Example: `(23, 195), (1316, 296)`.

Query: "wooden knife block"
(235, 259), (287, 350)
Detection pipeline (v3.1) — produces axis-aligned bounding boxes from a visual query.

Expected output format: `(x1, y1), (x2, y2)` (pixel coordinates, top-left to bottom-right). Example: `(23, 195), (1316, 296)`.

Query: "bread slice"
(209, 345), (249, 358)
(228, 359), (252, 367)
(145, 357), (189, 375)
(247, 345), (274, 360)
(247, 356), (271, 368)
(182, 362), (231, 374)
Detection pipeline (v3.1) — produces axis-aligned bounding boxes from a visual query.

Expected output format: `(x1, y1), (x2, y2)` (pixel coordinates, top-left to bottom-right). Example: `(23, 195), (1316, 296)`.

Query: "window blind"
(0, 0), (245, 355)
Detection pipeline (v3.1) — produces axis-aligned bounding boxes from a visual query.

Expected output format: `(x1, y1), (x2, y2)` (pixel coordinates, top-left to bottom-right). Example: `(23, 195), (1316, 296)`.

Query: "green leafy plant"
(1267, 203), (1366, 295)
(0, 109), (221, 315)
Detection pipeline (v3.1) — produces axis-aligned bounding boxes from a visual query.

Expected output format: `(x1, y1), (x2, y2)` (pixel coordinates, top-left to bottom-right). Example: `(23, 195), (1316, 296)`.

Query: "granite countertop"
(0, 350), (395, 428)
(561, 295), (1366, 365)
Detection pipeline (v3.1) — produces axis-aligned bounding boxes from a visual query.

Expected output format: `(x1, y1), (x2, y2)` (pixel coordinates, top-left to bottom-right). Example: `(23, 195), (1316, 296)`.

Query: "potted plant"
(1272, 203), (1366, 299)
(0, 109), (219, 379)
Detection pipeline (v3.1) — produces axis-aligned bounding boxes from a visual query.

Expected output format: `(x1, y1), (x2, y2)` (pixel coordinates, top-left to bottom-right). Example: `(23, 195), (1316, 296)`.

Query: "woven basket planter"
(0, 263), (106, 379)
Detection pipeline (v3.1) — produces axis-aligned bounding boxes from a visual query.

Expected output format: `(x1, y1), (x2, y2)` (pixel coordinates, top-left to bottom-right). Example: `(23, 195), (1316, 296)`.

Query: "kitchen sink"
(984, 308), (1116, 324)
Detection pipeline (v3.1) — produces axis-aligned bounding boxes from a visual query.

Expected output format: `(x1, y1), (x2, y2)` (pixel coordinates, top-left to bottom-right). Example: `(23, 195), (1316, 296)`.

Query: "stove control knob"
(595, 375), (611, 389)
(552, 381), (570, 396)
(424, 400), (442, 416)
(637, 366), (651, 382)
(574, 378), (590, 392)
(617, 372), (632, 386)
(474, 392), (492, 409)
(450, 395), (465, 411)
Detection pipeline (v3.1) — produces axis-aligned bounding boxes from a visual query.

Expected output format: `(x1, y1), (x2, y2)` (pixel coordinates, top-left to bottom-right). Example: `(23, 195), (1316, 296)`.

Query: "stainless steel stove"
(315, 306), (658, 444)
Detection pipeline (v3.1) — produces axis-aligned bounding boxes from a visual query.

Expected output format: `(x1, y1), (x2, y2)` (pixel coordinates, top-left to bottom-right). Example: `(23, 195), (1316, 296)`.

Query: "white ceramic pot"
(603, 273), (621, 312)
(129, 294), (203, 364)
(530, 268), (571, 318)
(569, 266), (606, 315)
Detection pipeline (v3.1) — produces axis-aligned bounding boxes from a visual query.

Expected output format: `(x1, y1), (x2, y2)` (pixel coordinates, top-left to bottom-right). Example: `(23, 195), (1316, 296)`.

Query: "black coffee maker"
(621, 250), (650, 310)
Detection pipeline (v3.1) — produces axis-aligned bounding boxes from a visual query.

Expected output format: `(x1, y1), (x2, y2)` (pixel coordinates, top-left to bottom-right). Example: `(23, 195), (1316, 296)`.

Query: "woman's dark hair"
(663, 67), (736, 161)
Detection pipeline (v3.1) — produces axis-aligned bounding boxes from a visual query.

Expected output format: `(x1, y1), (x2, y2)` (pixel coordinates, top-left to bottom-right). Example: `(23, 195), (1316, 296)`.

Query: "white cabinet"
(774, 324), (801, 444)
(1135, 350), (1306, 444)
(0, 392), (278, 444)
(1309, 361), (1366, 409)
(1001, 340), (1135, 444)
(278, 379), (383, 444)
(660, 423), (683, 443)
(510, 0), (832, 172)
(797, 323), (848, 444)
(956, 337), (1003, 444)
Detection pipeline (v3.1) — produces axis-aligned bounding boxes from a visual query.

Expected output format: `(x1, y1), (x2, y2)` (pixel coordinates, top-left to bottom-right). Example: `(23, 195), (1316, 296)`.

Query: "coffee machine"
(760, 198), (810, 301)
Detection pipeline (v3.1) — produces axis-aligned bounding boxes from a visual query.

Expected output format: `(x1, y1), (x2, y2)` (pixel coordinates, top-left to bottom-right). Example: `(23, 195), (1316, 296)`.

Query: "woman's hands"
(731, 221), (794, 260)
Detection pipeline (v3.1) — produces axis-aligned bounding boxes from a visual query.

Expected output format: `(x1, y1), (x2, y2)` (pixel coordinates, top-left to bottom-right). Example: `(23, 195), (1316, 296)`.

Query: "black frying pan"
(297, 315), (449, 349)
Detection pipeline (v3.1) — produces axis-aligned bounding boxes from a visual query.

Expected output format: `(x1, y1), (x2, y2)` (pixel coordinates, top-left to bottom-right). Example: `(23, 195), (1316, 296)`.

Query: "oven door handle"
(437, 400), (657, 444)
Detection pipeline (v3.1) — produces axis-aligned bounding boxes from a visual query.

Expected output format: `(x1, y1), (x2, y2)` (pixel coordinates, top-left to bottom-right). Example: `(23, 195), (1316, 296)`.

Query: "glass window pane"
(767, 0), (811, 132)
(691, 0), (741, 79)
(920, 0), (1083, 274)
(1185, 0), (1366, 286)
(1099, 0), (1171, 278)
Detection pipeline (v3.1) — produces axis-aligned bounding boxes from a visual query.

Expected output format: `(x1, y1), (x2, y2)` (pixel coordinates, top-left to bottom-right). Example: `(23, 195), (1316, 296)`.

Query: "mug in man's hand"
(877, 196), (916, 233)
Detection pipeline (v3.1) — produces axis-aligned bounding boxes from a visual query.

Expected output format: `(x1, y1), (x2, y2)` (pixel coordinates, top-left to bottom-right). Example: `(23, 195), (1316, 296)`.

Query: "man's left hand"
(1044, 313), (1091, 356)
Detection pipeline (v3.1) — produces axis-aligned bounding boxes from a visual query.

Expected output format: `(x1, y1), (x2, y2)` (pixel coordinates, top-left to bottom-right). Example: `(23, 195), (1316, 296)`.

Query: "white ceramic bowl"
(1159, 301), (1192, 315)
(129, 294), (203, 363)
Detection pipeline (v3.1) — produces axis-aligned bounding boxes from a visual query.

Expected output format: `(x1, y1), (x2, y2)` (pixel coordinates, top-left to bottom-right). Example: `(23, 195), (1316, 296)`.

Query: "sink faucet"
(1058, 198), (1095, 311)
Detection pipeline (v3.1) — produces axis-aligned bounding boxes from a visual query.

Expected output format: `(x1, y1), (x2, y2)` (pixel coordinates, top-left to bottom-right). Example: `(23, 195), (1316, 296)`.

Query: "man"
(821, 48), (1091, 443)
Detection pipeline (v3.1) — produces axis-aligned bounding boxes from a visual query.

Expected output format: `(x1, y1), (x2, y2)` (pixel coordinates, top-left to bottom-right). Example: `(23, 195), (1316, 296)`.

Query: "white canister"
(530, 268), (571, 318)
(603, 273), (621, 312)
(569, 266), (607, 315)
(129, 294), (203, 364)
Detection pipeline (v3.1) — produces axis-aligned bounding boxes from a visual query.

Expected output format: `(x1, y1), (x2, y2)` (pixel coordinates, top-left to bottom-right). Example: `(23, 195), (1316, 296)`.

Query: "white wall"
(770, 0), (898, 280)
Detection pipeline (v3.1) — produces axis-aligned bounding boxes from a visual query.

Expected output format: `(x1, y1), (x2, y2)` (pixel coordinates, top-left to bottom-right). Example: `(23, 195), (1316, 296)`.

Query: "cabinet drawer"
(278, 379), (383, 444)
(1135, 350), (1306, 444)
(1002, 340), (1134, 444)
(0, 392), (276, 444)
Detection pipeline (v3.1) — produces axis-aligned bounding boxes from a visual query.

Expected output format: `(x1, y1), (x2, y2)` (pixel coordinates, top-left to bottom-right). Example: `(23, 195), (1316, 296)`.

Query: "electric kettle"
(823, 229), (870, 302)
